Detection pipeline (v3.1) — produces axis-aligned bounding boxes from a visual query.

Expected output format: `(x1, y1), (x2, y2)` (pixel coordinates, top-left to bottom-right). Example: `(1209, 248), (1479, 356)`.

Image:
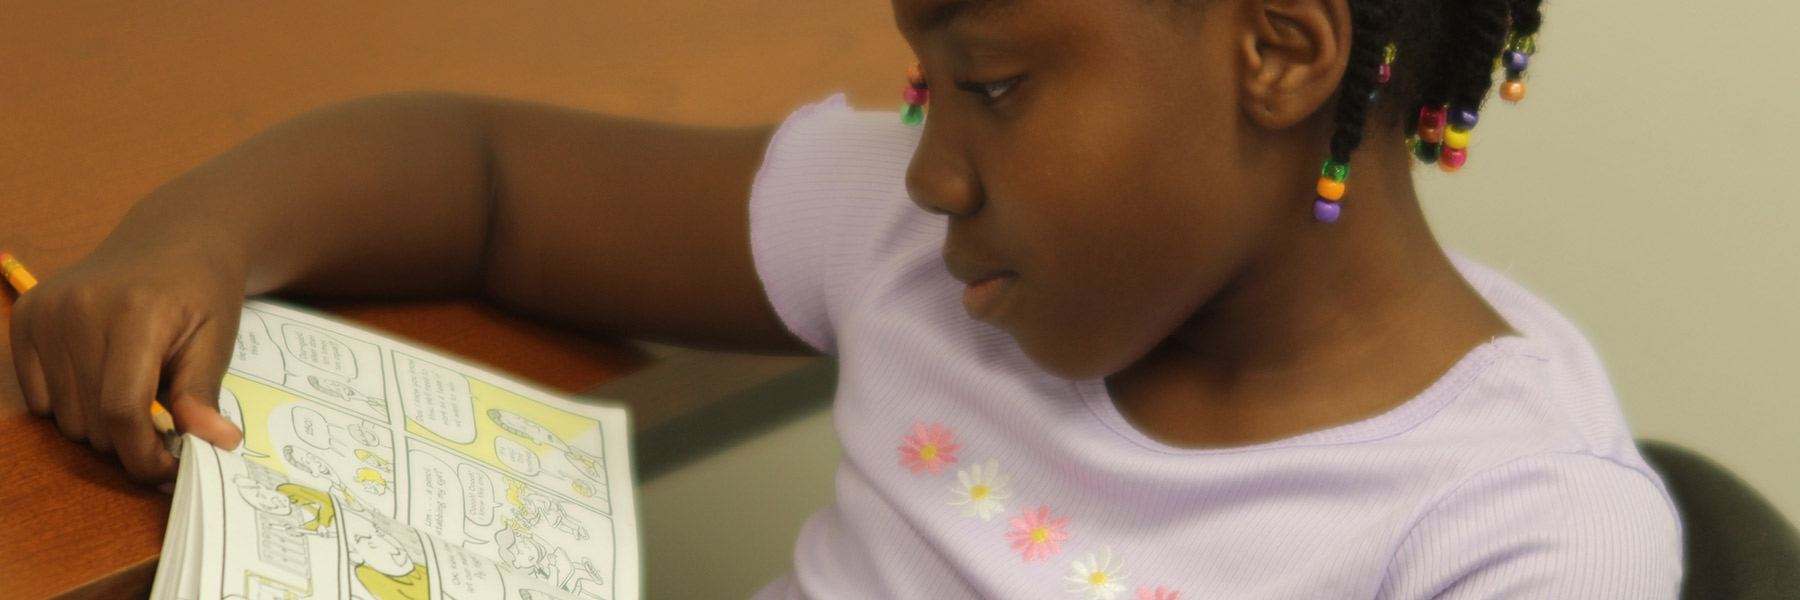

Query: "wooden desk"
(0, 2), (905, 597)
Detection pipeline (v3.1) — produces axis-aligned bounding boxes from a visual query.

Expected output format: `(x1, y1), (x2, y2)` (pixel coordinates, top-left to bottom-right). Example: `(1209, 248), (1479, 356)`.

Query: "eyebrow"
(912, 0), (1017, 34)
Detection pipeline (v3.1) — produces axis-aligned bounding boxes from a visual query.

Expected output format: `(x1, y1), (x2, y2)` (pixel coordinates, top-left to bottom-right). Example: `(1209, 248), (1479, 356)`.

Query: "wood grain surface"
(0, 1), (906, 597)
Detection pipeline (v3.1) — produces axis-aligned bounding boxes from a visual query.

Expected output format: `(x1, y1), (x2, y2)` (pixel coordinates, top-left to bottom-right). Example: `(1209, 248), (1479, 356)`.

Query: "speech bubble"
(280, 323), (357, 379)
(493, 437), (540, 476)
(431, 537), (505, 599)
(408, 450), (474, 545)
(457, 465), (497, 527)
(228, 310), (286, 382)
(290, 406), (333, 450)
(394, 353), (476, 444)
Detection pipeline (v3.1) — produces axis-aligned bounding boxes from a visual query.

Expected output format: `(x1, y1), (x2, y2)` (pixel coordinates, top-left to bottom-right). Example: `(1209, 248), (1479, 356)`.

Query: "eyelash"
(953, 76), (1021, 103)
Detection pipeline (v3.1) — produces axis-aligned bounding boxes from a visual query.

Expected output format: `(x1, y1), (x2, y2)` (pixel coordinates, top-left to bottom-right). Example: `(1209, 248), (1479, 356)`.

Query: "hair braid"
(1443, 0), (1511, 112)
(1325, 0), (1391, 166)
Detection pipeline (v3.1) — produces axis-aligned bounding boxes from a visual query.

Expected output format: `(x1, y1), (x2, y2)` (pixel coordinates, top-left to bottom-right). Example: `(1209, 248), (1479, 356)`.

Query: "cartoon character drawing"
(356, 448), (394, 475)
(232, 476), (336, 538)
(345, 515), (430, 600)
(346, 422), (389, 448)
(506, 478), (587, 540)
(308, 375), (387, 414)
(494, 525), (606, 598)
(282, 445), (335, 480)
(488, 409), (605, 480)
(355, 467), (391, 496)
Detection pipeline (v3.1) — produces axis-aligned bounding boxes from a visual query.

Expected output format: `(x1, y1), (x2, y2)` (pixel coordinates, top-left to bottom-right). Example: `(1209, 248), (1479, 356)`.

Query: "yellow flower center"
(969, 485), (989, 500)
(918, 445), (938, 461)
(1088, 571), (1108, 586)
(1030, 527), (1049, 544)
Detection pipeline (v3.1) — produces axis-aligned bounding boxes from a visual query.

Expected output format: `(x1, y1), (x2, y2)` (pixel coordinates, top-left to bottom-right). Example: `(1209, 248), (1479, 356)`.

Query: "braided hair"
(1325, 0), (1546, 168)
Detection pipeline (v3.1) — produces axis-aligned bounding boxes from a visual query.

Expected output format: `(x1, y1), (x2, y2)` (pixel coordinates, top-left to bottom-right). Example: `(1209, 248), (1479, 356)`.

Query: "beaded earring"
(1499, 32), (1536, 102)
(901, 62), (928, 127)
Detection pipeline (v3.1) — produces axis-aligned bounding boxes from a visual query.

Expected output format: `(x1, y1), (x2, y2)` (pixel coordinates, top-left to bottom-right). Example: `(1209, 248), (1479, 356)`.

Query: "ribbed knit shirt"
(746, 95), (1682, 600)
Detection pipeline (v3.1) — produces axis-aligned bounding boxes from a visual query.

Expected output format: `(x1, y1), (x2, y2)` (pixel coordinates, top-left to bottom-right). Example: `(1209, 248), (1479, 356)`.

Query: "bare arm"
(13, 91), (812, 481)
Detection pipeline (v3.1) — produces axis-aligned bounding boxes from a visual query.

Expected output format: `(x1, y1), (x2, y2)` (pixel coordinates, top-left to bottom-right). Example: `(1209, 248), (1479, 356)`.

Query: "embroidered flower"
(1065, 546), (1129, 599)
(1135, 587), (1179, 600)
(897, 422), (960, 475)
(947, 459), (1011, 520)
(1005, 505), (1070, 563)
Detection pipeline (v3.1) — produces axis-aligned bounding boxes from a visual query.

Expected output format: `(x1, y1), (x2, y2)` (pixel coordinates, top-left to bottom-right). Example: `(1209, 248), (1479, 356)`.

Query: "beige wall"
(641, 0), (1799, 596)
(1417, 0), (1800, 521)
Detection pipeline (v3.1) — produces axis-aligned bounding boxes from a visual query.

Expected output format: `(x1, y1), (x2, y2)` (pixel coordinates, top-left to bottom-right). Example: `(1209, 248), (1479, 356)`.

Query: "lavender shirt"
(746, 95), (1681, 599)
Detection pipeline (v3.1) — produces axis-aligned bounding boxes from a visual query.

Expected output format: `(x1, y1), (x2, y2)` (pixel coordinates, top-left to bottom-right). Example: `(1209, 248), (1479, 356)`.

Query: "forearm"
(95, 91), (495, 297)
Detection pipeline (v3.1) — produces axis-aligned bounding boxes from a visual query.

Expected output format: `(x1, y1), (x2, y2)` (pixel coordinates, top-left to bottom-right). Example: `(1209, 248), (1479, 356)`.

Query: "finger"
(77, 337), (116, 456)
(41, 344), (91, 442)
(166, 319), (242, 450)
(101, 325), (179, 482)
(11, 318), (52, 416)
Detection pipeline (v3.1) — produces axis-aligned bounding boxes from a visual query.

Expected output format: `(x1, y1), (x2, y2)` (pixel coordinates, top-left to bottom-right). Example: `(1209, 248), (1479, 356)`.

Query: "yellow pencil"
(1, 253), (177, 440)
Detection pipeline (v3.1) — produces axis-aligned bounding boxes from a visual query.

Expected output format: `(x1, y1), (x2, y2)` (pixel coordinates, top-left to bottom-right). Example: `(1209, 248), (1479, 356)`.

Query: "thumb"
(167, 320), (243, 450)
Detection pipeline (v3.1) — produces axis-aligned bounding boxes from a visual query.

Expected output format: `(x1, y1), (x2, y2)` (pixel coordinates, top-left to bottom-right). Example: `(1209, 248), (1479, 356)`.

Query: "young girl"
(13, 0), (1682, 596)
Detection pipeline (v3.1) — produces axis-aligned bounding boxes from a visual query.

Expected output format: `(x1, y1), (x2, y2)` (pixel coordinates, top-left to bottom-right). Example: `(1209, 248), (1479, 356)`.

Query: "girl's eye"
(954, 76), (1021, 102)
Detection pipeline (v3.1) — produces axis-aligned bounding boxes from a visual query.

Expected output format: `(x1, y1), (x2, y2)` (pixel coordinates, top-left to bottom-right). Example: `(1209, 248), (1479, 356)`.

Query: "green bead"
(1413, 139), (1442, 164)
(1320, 160), (1349, 182)
(900, 103), (925, 127)
(1506, 31), (1537, 55)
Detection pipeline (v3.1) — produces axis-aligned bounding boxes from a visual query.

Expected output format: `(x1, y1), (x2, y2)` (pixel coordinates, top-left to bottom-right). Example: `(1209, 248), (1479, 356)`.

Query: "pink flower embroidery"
(1136, 587), (1180, 600)
(1005, 505), (1070, 563)
(897, 422), (960, 475)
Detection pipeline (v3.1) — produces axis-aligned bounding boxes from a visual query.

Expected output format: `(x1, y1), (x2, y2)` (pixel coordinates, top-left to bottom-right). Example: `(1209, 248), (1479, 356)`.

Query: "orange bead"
(1500, 80), (1526, 102)
(1420, 124), (1445, 144)
(1316, 177), (1345, 201)
(907, 63), (926, 88)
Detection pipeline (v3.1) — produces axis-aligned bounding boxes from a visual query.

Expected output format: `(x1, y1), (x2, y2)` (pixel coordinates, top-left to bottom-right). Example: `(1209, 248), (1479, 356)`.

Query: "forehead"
(893, 0), (1024, 36)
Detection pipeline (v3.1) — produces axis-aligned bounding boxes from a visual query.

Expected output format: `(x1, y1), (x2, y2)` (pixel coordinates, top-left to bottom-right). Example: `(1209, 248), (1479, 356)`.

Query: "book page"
(188, 300), (638, 600)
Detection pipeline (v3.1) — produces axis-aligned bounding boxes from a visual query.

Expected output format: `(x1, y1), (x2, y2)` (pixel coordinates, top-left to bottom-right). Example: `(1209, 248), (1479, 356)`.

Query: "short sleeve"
(748, 94), (928, 355)
(1378, 453), (1683, 599)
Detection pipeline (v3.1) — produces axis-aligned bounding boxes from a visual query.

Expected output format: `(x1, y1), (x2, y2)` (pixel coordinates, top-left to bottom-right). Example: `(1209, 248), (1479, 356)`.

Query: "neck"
(1106, 122), (1516, 445)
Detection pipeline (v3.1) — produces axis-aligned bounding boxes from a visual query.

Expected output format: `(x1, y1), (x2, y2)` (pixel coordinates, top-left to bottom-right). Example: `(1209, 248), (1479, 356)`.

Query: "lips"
(945, 254), (1017, 320)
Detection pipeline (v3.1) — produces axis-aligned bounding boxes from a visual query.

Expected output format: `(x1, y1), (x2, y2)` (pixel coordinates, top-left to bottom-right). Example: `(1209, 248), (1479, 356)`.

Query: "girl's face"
(898, 0), (1290, 379)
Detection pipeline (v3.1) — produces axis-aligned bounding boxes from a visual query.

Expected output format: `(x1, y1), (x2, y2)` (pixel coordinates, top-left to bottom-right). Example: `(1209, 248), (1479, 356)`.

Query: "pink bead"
(904, 86), (929, 106)
(1419, 105), (1446, 130)
(1440, 147), (1467, 170)
(1377, 64), (1392, 84)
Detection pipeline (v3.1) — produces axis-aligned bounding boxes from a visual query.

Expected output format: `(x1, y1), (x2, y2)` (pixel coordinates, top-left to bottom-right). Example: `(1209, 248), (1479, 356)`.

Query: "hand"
(11, 242), (246, 483)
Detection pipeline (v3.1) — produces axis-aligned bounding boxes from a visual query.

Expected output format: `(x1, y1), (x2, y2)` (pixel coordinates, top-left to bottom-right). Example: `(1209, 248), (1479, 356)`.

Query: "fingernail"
(157, 482), (175, 495)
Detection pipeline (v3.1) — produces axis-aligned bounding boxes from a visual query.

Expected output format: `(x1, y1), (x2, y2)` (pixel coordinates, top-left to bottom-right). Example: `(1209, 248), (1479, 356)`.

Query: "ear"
(1237, 0), (1351, 129)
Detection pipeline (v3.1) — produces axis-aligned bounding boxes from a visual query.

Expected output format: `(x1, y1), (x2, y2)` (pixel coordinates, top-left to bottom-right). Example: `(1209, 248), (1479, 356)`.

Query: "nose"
(905, 120), (984, 217)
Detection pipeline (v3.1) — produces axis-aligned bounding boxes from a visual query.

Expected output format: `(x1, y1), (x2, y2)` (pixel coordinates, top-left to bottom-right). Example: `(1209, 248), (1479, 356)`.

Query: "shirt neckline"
(1071, 335), (1532, 456)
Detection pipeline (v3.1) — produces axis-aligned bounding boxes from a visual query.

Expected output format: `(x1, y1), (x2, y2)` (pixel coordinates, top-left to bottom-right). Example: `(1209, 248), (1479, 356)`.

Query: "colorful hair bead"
(1313, 158), (1348, 223)
(1413, 139), (1442, 164)
(1499, 79), (1526, 102)
(1444, 126), (1470, 150)
(1439, 147), (1467, 172)
(1313, 198), (1341, 223)
(1417, 105), (1447, 142)
(1500, 32), (1536, 104)
(901, 62), (929, 127)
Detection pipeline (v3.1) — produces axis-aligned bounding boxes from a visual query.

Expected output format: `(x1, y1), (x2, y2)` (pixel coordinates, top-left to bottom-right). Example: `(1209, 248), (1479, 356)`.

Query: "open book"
(151, 300), (640, 600)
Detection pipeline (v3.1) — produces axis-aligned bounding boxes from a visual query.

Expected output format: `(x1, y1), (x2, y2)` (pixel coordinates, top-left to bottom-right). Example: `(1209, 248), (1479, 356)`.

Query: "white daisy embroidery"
(946, 459), (1011, 520)
(1065, 546), (1129, 600)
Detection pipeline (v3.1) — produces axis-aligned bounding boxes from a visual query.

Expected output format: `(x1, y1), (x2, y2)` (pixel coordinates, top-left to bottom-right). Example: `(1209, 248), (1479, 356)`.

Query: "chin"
(1014, 334), (1134, 382)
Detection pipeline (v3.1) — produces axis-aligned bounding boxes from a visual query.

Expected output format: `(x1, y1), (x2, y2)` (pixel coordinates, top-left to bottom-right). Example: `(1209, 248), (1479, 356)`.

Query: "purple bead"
(1448, 107), (1479, 129)
(1503, 51), (1530, 72)
(1313, 198), (1340, 223)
